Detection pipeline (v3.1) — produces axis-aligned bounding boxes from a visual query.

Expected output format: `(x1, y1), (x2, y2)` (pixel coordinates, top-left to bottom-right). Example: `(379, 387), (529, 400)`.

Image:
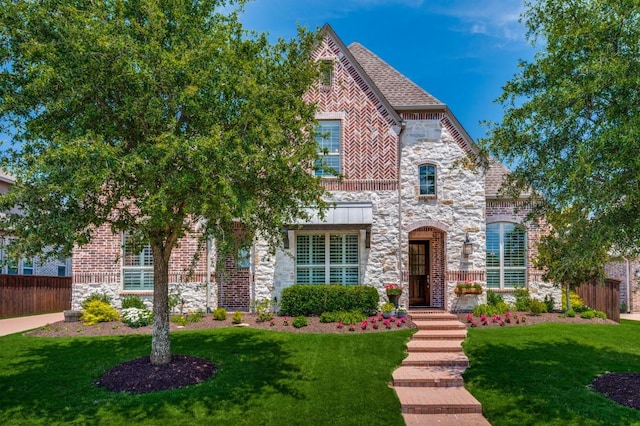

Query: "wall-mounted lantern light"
(463, 232), (473, 257)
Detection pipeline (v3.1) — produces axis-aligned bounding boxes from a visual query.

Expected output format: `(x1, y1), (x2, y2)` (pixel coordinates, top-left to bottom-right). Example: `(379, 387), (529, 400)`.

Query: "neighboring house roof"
(0, 171), (15, 185)
(485, 160), (512, 198)
(347, 42), (444, 110)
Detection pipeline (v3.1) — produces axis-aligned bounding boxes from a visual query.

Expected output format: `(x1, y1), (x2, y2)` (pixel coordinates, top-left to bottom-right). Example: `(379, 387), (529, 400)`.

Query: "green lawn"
(463, 320), (640, 426)
(0, 328), (413, 425)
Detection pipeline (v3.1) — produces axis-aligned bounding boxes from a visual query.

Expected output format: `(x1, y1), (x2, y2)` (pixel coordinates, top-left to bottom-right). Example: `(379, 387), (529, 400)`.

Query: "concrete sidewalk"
(0, 312), (64, 337)
(621, 313), (640, 321)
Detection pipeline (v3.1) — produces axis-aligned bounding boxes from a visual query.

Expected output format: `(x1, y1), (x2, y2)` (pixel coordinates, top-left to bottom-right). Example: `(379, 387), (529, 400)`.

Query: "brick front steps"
(392, 310), (491, 426)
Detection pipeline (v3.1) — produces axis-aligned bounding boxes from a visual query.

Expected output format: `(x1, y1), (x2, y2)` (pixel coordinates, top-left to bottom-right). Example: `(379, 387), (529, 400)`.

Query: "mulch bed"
(591, 373), (640, 410)
(95, 355), (216, 394)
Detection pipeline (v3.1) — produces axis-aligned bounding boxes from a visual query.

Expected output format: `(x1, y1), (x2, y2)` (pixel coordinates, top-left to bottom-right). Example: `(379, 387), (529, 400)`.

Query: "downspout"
(206, 238), (212, 313)
(397, 120), (406, 306)
(625, 257), (631, 313)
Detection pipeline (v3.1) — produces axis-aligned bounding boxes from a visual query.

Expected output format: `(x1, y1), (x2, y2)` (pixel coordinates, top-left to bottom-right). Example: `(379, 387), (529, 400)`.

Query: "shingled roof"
(348, 42), (444, 109)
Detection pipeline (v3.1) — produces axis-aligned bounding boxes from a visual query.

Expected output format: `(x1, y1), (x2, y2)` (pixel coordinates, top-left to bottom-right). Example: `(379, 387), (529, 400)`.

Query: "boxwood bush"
(279, 284), (379, 316)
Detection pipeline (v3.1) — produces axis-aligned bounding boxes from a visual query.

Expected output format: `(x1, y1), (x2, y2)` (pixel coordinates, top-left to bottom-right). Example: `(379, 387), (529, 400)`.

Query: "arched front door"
(409, 241), (430, 306)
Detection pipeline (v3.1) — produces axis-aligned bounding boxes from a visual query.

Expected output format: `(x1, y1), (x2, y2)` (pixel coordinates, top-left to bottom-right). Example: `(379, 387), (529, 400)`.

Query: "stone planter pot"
(63, 310), (82, 323)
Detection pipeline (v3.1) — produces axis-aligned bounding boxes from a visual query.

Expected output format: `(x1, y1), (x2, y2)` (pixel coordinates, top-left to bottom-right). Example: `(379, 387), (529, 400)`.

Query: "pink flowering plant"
(384, 283), (403, 296)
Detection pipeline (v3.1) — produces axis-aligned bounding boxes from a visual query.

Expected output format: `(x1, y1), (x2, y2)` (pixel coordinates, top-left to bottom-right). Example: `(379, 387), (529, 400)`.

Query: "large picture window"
(419, 164), (436, 196)
(315, 120), (341, 177)
(123, 234), (154, 290)
(296, 233), (359, 284)
(486, 223), (527, 289)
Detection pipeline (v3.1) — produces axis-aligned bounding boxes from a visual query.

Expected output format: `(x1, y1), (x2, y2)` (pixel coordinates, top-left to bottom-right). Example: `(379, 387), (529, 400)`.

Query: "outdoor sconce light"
(463, 233), (473, 257)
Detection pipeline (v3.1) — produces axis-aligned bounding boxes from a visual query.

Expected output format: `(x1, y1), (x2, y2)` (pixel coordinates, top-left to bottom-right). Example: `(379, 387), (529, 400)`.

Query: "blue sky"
(239, 0), (535, 143)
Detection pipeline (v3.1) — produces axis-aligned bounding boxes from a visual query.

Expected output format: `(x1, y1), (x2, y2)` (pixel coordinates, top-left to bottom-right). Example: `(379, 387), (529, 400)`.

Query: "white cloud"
(428, 0), (526, 42)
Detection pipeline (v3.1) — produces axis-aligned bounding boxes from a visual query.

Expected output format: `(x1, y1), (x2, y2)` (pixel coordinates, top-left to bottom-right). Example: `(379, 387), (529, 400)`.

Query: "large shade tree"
(0, 0), (327, 364)
(481, 0), (640, 284)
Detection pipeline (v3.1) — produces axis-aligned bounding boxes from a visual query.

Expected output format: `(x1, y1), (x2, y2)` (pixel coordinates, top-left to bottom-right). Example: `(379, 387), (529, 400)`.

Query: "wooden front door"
(409, 241), (430, 306)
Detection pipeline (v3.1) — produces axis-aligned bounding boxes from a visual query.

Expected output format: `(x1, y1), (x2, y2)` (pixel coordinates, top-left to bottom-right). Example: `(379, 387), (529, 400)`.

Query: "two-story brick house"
(71, 25), (558, 312)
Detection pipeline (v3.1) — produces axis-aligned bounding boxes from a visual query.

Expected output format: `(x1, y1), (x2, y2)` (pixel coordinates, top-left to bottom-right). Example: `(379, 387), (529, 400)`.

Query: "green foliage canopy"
(482, 0), (640, 253)
(0, 0), (327, 364)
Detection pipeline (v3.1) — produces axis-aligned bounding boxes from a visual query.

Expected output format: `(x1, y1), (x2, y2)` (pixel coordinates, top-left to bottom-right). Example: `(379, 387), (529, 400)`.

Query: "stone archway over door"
(408, 227), (446, 308)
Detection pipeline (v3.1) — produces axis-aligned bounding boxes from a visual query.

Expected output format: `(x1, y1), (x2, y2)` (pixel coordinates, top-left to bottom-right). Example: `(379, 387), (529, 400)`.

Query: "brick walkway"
(392, 311), (491, 425)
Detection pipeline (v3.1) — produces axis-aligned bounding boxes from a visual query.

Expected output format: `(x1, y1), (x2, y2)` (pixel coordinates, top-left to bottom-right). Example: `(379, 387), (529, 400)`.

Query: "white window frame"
(315, 120), (341, 177)
(295, 231), (360, 285)
(122, 233), (154, 291)
(418, 163), (437, 197)
(486, 222), (527, 289)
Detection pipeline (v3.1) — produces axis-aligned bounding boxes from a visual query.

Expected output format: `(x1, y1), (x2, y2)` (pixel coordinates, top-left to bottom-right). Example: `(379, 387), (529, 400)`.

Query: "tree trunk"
(150, 246), (171, 365)
(565, 284), (572, 312)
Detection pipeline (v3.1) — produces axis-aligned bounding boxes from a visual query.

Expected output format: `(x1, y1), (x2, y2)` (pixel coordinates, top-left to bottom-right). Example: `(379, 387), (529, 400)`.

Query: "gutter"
(397, 120), (406, 304)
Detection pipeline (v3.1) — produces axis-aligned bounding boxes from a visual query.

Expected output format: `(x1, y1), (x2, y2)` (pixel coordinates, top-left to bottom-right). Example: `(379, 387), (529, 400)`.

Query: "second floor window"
(123, 233), (154, 291)
(315, 120), (341, 177)
(419, 164), (436, 196)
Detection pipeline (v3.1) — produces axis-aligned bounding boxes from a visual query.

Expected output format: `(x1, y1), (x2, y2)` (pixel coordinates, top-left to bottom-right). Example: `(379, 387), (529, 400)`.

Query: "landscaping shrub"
(279, 284), (378, 316)
(565, 309), (576, 317)
(513, 286), (531, 312)
(472, 302), (509, 316)
(319, 310), (366, 325)
(580, 310), (596, 319)
(81, 300), (120, 325)
(81, 293), (112, 310)
(232, 311), (243, 324)
(121, 295), (146, 310)
(486, 290), (504, 306)
(595, 310), (607, 320)
(529, 299), (548, 315)
(121, 307), (152, 328)
(562, 290), (585, 311)
(253, 298), (274, 322)
(187, 310), (205, 323)
(213, 307), (227, 320)
(544, 294), (555, 312)
(292, 316), (308, 328)
(171, 315), (187, 326)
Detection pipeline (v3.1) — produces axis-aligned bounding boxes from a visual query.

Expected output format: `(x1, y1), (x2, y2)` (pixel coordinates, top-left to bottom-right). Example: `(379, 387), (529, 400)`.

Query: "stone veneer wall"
(399, 119), (486, 311)
(485, 199), (561, 310)
(253, 190), (400, 307)
(605, 259), (639, 313)
(72, 223), (209, 311)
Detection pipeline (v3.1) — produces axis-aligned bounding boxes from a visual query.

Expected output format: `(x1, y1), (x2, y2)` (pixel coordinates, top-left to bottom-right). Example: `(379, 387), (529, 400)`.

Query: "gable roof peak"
(347, 41), (444, 109)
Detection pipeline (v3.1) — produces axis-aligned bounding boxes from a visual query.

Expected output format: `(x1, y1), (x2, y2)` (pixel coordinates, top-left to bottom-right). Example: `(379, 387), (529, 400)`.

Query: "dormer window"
(419, 164), (436, 196)
(320, 60), (333, 86)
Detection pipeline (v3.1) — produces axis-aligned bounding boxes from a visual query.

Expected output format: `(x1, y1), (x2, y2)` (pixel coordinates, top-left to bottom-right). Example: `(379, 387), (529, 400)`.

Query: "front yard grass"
(0, 328), (413, 425)
(463, 319), (640, 426)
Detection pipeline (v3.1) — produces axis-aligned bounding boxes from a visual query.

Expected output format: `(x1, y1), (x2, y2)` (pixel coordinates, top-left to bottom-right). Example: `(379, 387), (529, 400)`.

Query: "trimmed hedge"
(279, 284), (379, 316)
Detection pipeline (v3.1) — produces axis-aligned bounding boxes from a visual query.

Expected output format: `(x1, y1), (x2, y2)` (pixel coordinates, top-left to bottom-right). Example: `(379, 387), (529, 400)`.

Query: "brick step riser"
(407, 347), (463, 353)
(402, 360), (469, 368)
(393, 379), (464, 387)
(401, 405), (483, 415)
(410, 316), (458, 321)
(412, 335), (467, 340)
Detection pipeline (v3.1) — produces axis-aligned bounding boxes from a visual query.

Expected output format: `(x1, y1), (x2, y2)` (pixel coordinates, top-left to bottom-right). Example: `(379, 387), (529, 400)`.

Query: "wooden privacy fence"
(0, 275), (72, 318)
(576, 278), (620, 323)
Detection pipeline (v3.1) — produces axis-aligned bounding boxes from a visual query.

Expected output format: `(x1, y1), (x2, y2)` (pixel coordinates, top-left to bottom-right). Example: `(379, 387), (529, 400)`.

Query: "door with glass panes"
(409, 241), (430, 306)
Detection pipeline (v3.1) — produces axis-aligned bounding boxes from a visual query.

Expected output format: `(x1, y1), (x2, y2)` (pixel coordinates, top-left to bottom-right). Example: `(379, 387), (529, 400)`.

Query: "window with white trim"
(486, 223), (527, 289)
(296, 233), (359, 284)
(419, 164), (436, 196)
(122, 234), (154, 290)
(315, 120), (341, 177)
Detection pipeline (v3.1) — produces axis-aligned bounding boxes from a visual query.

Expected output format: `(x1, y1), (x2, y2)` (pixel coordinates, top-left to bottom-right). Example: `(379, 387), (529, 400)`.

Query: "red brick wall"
(73, 224), (207, 277)
(217, 254), (251, 311)
(305, 35), (398, 187)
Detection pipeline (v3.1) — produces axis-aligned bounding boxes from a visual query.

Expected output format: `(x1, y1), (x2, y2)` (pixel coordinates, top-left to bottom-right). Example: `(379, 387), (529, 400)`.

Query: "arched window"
(419, 164), (436, 196)
(486, 223), (527, 289)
